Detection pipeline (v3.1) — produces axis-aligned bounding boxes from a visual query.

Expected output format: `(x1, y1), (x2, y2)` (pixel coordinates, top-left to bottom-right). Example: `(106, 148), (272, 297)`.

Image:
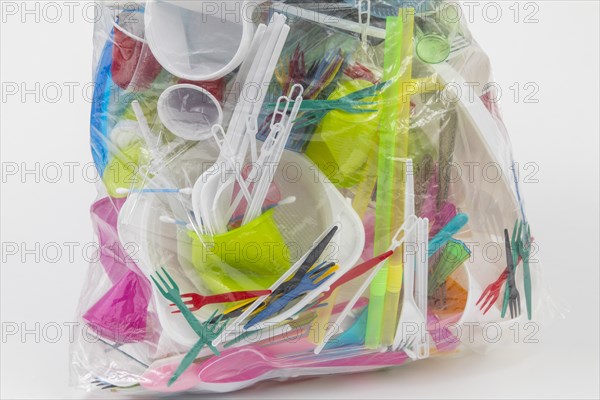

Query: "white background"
(1, 1), (599, 398)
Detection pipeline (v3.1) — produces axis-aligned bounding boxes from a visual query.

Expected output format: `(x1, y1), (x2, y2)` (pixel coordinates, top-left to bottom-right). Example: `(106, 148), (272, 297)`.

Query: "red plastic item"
(477, 253), (525, 315)
(319, 250), (394, 302)
(178, 78), (226, 103)
(476, 269), (509, 314)
(111, 28), (162, 91)
(171, 290), (272, 313)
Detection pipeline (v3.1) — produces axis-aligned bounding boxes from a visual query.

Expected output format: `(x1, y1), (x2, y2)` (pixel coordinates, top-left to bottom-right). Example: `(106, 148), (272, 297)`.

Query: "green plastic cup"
(102, 140), (149, 198)
(416, 33), (451, 64)
(305, 79), (381, 188)
(188, 209), (290, 292)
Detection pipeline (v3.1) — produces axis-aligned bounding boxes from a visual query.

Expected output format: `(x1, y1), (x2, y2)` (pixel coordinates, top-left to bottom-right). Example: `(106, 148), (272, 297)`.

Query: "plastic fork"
(91, 379), (119, 390)
(170, 290), (272, 313)
(168, 309), (228, 386)
(150, 267), (220, 355)
(501, 228), (521, 319)
(270, 225), (339, 299)
(476, 268), (509, 315)
(245, 262), (339, 329)
(516, 221), (533, 319)
(392, 219), (427, 358)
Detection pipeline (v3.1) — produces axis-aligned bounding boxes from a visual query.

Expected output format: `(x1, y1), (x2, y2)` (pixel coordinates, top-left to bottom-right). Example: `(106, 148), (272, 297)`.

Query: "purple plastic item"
(84, 197), (151, 343)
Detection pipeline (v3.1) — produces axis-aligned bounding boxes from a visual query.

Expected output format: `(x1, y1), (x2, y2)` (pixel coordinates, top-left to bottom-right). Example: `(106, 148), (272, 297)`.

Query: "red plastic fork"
(171, 290), (272, 313)
(477, 253), (525, 315)
(476, 269), (509, 315)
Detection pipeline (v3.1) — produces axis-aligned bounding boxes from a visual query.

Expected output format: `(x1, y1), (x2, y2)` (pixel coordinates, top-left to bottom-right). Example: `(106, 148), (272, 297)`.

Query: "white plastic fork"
(392, 217), (430, 357)
(391, 219), (423, 358)
(392, 160), (425, 357)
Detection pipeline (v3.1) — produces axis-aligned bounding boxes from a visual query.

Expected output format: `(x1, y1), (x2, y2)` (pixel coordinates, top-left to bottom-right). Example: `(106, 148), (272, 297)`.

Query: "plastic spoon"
(198, 346), (398, 385)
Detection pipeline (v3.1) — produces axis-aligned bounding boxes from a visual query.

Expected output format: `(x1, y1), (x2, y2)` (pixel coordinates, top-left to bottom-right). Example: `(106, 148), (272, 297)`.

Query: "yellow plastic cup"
(305, 79), (382, 188)
(103, 140), (149, 198)
(188, 209), (290, 292)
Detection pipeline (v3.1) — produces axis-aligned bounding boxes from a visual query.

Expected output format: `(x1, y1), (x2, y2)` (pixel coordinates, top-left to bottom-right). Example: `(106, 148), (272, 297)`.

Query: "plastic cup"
(305, 79), (381, 188)
(188, 209), (290, 292)
(111, 8), (162, 91)
(83, 269), (151, 343)
(145, 0), (258, 81)
(178, 78), (226, 103)
(157, 84), (224, 141)
(416, 33), (451, 64)
(102, 137), (149, 198)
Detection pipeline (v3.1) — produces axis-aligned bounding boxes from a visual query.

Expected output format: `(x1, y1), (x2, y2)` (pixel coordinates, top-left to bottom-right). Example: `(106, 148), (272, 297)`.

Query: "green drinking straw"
(365, 14), (406, 349)
(381, 11), (416, 347)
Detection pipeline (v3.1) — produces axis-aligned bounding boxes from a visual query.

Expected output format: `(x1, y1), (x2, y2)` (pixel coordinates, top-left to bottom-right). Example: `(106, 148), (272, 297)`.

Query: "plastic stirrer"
(416, 218), (430, 359)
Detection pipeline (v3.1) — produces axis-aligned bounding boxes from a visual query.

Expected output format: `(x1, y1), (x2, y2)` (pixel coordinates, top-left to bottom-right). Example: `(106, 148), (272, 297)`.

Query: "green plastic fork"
(168, 309), (228, 386)
(516, 221), (533, 320)
(151, 267), (221, 355)
(501, 224), (521, 318)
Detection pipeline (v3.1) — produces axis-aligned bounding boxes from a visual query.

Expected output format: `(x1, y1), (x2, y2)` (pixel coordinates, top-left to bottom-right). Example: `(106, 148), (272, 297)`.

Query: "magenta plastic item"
(83, 271), (151, 343)
(84, 197), (151, 343)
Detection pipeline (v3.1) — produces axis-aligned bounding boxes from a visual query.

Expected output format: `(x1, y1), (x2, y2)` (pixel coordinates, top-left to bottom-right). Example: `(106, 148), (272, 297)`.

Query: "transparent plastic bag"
(72, 0), (552, 394)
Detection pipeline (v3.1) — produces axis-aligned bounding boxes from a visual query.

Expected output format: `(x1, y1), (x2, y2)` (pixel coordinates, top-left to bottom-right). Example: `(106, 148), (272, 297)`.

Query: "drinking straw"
(365, 14), (405, 349)
(381, 12), (415, 346)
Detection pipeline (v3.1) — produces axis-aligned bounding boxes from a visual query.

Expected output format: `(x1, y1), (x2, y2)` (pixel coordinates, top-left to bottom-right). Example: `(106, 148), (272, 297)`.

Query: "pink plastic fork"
(171, 290), (272, 313)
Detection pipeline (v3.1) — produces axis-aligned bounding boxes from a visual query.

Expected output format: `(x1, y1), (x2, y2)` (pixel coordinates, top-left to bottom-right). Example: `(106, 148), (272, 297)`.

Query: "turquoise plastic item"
(324, 307), (368, 350)
(428, 213), (469, 257)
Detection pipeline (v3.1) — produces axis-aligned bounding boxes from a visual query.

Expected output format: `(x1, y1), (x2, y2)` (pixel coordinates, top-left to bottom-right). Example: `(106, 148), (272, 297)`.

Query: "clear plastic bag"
(72, 0), (551, 394)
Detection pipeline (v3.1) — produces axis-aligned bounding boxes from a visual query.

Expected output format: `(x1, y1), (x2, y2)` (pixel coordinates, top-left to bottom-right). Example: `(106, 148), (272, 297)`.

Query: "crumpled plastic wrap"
(71, 0), (552, 394)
